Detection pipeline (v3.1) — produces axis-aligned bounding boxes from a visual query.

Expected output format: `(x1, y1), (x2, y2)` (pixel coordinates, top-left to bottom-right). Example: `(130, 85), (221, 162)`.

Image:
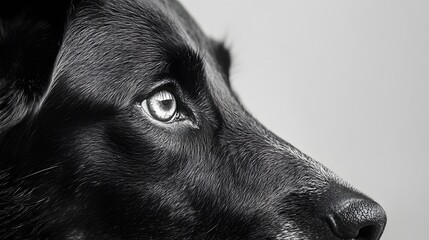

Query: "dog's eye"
(141, 90), (178, 122)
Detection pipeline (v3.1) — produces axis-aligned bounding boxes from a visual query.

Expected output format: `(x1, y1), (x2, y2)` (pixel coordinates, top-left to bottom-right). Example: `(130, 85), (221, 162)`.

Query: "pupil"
(159, 100), (172, 110)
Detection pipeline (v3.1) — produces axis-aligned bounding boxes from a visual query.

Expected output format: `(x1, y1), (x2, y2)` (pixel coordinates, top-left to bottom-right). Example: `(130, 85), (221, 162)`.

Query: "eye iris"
(147, 91), (177, 121)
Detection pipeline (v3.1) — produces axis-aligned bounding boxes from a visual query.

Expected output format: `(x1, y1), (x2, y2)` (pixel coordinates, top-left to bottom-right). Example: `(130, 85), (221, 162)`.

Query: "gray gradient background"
(180, 1), (429, 239)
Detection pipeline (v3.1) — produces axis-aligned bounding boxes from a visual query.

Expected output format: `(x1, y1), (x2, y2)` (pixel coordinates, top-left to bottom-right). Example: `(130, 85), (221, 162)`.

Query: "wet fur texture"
(0, 1), (384, 239)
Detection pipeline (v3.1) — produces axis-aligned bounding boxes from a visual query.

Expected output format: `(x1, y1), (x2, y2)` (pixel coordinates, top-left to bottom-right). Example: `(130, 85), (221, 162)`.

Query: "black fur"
(0, 1), (386, 239)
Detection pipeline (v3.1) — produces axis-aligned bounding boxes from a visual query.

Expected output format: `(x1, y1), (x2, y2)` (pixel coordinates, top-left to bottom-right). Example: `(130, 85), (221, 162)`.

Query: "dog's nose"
(322, 185), (387, 240)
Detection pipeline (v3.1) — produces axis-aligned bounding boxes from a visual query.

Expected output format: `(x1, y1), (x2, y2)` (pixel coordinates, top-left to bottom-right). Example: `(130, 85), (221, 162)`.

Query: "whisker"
(17, 165), (59, 181)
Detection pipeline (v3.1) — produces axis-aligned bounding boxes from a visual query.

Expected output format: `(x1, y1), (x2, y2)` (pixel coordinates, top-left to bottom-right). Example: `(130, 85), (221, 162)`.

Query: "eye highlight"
(141, 90), (178, 122)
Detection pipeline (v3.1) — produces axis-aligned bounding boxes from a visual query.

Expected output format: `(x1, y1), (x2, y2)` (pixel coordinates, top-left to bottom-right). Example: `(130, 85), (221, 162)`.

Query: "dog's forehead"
(156, 0), (208, 46)
(51, 0), (233, 108)
(76, 0), (208, 49)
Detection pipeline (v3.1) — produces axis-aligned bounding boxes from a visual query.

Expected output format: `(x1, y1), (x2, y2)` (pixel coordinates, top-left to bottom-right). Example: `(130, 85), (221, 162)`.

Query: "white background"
(180, 1), (429, 239)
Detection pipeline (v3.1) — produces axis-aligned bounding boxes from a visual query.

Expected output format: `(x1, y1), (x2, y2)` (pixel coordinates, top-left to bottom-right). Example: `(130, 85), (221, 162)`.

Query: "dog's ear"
(0, 1), (73, 133)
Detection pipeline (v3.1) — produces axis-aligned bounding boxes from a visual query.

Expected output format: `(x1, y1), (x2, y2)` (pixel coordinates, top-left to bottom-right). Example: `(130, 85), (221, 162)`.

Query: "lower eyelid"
(138, 106), (197, 129)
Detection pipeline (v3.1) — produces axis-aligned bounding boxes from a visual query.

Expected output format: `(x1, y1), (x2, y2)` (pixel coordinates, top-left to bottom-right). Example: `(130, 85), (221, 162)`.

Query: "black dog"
(0, 0), (386, 239)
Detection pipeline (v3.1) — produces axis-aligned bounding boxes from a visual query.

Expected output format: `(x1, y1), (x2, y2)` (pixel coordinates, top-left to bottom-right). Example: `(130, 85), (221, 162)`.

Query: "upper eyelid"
(133, 79), (181, 103)
(151, 80), (188, 104)
(136, 79), (193, 117)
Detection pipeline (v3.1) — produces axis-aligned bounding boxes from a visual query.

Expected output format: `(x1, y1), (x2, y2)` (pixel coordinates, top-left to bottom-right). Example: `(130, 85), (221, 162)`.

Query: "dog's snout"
(322, 186), (387, 240)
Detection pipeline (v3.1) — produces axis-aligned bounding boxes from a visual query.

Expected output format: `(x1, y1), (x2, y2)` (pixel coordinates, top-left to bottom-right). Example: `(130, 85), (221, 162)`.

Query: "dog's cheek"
(52, 123), (197, 237)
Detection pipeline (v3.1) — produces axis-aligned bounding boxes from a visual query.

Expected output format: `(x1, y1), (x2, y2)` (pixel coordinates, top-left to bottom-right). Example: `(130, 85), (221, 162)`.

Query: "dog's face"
(0, 0), (386, 239)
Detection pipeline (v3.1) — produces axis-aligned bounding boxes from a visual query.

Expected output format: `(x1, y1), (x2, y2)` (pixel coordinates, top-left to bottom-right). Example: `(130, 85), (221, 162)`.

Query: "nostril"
(327, 198), (387, 240)
(356, 225), (378, 239)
